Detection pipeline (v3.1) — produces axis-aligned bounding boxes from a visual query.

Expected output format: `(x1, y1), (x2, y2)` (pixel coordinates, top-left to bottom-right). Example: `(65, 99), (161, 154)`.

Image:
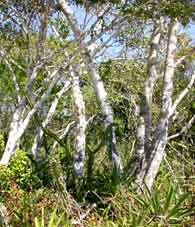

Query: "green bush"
(9, 148), (41, 189)
(0, 149), (41, 192)
(0, 164), (12, 191)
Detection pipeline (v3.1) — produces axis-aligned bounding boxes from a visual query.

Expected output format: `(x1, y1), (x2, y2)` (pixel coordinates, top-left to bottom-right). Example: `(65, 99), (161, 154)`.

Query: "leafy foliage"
(0, 0), (195, 226)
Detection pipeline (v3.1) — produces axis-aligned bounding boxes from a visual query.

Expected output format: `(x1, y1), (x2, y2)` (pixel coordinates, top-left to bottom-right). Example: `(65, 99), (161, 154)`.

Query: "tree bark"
(134, 19), (163, 186)
(58, 0), (122, 177)
(0, 70), (60, 165)
(144, 18), (164, 150)
(143, 20), (179, 190)
(70, 65), (87, 177)
(31, 79), (71, 159)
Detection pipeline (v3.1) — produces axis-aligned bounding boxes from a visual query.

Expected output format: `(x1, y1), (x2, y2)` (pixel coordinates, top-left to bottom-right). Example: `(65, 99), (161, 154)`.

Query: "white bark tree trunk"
(143, 20), (179, 190)
(36, 1), (50, 60)
(144, 18), (163, 150)
(134, 95), (148, 185)
(0, 70), (60, 165)
(31, 79), (71, 159)
(0, 202), (10, 227)
(50, 24), (87, 176)
(1, 63), (44, 164)
(0, 106), (24, 165)
(134, 19), (163, 186)
(58, 0), (122, 177)
(70, 65), (87, 177)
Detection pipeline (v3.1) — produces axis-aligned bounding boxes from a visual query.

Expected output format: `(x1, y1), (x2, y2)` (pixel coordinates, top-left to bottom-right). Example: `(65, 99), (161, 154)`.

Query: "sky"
(73, 5), (195, 38)
(71, 4), (195, 61)
(185, 23), (195, 39)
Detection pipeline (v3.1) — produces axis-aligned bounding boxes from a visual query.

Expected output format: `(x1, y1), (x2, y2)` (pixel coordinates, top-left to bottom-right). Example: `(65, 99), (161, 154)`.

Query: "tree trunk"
(58, 0), (122, 177)
(0, 70), (60, 165)
(0, 106), (24, 165)
(144, 18), (164, 151)
(70, 65), (87, 177)
(134, 19), (163, 186)
(31, 79), (71, 159)
(143, 20), (179, 190)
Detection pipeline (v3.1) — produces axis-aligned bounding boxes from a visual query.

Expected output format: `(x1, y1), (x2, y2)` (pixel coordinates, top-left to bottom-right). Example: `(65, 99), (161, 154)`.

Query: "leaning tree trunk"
(144, 17), (164, 151)
(0, 70), (60, 165)
(0, 105), (25, 165)
(0, 203), (10, 227)
(134, 19), (163, 186)
(31, 79), (71, 159)
(143, 20), (179, 190)
(58, 0), (122, 177)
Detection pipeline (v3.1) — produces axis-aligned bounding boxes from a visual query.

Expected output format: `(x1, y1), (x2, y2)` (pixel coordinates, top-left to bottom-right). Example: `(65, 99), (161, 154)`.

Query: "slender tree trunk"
(70, 65), (87, 177)
(31, 79), (71, 159)
(58, 0), (122, 176)
(143, 20), (179, 190)
(0, 70), (60, 165)
(134, 19), (163, 186)
(134, 95), (148, 185)
(36, 0), (50, 60)
(2, 65), (43, 164)
(0, 203), (10, 227)
(144, 18), (164, 150)
(0, 105), (24, 165)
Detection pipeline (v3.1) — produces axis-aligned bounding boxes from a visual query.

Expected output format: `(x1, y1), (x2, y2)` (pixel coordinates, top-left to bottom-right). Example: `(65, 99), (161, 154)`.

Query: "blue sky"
(73, 5), (195, 39)
(72, 5), (195, 61)
(185, 23), (195, 39)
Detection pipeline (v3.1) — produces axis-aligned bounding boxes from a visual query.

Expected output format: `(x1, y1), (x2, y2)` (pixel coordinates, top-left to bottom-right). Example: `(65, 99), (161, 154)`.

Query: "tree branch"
(169, 72), (195, 117)
(168, 115), (195, 140)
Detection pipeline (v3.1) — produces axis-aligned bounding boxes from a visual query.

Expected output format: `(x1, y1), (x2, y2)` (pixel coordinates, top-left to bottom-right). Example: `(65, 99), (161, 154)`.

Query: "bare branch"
(174, 47), (195, 67)
(51, 121), (76, 151)
(0, 48), (21, 103)
(32, 79), (71, 158)
(168, 115), (195, 140)
(168, 142), (195, 169)
(169, 72), (195, 117)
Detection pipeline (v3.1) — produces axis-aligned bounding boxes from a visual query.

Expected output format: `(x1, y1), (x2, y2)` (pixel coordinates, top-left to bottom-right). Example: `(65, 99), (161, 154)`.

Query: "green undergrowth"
(0, 147), (195, 226)
(0, 176), (194, 226)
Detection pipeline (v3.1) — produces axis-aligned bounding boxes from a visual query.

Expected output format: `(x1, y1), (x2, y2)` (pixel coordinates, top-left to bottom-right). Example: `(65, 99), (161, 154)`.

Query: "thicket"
(0, 0), (195, 226)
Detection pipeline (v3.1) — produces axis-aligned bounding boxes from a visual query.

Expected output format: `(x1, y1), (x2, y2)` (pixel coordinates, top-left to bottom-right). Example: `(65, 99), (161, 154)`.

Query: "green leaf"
(192, 101), (195, 109)
(41, 207), (44, 227)
(131, 194), (149, 207)
(55, 213), (66, 226)
(168, 192), (190, 218)
(163, 185), (176, 215)
(175, 207), (195, 218)
(151, 190), (161, 214)
(48, 207), (58, 227)
(34, 217), (41, 227)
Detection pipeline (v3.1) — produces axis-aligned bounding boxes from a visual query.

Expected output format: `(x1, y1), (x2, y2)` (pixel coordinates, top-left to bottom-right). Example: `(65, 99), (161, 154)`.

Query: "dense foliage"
(0, 0), (195, 226)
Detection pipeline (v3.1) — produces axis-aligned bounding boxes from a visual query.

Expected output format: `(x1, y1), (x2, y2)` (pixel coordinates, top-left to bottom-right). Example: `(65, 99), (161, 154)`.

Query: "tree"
(0, 0), (194, 192)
